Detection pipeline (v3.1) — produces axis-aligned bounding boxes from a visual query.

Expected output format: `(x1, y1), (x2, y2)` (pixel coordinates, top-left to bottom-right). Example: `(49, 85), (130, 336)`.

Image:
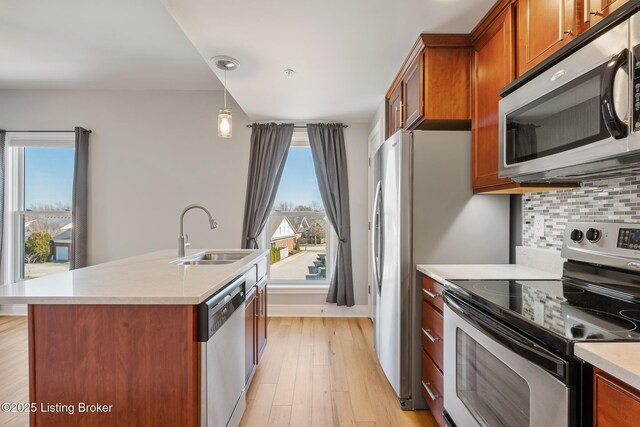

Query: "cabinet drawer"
(421, 300), (444, 370)
(256, 257), (268, 282)
(245, 265), (257, 290)
(421, 350), (444, 427)
(421, 276), (444, 312)
(594, 369), (640, 426)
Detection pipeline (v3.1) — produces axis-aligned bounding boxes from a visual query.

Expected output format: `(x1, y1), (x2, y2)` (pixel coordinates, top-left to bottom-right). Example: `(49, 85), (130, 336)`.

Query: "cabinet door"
(472, 6), (515, 190)
(587, 0), (628, 26)
(387, 83), (403, 138)
(245, 287), (257, 385)
(403, 51), (423, 129)
(517, 0), (577, 75)
(594, 369), (640, 426)
(257, 281), (268, 361)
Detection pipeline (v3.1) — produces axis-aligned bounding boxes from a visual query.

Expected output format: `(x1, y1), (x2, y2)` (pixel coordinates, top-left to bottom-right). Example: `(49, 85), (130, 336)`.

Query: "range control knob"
(570, 229), (584, 242)
(586, 228), (601, 243)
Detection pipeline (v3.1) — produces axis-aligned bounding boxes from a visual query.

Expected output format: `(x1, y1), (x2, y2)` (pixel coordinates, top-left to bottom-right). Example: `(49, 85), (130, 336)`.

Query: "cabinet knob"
(563, 30), (573, 36)
(589, 10), (602, 16)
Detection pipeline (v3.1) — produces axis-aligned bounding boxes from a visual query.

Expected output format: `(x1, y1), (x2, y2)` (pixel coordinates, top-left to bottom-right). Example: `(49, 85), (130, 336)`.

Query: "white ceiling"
(0, 0), (222, 90)
(162, 0), (495, 122)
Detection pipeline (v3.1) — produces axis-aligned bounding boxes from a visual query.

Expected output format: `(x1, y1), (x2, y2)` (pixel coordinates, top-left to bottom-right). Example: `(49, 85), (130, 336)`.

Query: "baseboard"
(0, 304), (27, 316)
(268, 303), (369, 317)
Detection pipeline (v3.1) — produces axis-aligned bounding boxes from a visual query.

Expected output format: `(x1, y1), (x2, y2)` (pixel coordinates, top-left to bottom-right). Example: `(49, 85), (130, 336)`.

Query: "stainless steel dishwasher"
(197, 275), (246, 427)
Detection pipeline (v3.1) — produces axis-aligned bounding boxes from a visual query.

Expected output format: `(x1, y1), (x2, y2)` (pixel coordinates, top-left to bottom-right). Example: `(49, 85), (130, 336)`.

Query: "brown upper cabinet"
(516, 0), (580, 76)
(585, 0), (629, 26)
(468, 0), (578, 193)
(471, 4), (516, 192)
(385, 34), (471, 139)
(387, 79), (403, 137)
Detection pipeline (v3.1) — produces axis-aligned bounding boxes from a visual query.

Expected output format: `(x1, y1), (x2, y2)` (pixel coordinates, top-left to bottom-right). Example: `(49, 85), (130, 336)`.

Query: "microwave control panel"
(634, 45), (640, 132)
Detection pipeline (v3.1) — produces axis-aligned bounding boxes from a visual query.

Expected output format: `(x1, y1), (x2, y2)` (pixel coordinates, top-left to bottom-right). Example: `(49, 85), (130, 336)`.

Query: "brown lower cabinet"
(421, 350), (445, 427)
(257, 279), (268, 359)
(245, 286), (257, 385)
(594, 368), (640, 426)
(245, 279), (268, 387)
(421, 275), (445, 426)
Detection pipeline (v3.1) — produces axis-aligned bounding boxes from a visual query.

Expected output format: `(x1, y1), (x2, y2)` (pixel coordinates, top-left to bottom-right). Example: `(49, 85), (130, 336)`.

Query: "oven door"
(499, 17), (630, 182)
(443, 294), (575, 427)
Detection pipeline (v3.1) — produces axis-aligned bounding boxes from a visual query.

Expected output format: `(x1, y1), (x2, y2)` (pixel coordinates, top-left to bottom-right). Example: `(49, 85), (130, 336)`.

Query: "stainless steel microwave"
(499, 10), (640, 182)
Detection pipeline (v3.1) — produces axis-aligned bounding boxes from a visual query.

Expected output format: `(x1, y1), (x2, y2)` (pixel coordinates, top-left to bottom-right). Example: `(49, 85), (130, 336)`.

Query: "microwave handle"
(601, 48), (629, 139)
(443, 292), (574, 386)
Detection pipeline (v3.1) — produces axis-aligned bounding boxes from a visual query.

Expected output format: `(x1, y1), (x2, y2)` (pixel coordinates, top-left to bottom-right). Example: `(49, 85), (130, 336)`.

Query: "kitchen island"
(0, 249), (268, 427)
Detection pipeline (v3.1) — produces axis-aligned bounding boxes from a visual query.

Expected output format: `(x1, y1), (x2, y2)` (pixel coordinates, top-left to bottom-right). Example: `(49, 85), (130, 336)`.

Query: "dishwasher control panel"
(196, 275), (246, 342)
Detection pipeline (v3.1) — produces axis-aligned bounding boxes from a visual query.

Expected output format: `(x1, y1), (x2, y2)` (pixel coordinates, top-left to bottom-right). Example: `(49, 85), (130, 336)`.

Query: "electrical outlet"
(534, 215), (545, 237)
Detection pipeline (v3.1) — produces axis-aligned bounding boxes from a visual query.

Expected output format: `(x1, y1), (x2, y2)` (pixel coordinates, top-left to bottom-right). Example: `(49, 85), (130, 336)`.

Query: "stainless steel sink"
(178, 259), (236, 266)
(173, 250), (253, 266)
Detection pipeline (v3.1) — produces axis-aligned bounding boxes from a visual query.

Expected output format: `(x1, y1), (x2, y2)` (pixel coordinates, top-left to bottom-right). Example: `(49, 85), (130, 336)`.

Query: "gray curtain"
(307, 124), (354, 307)
(71, 127), (90, 269)
(241, 123), (294, 249)
(0, 130), (5, 270)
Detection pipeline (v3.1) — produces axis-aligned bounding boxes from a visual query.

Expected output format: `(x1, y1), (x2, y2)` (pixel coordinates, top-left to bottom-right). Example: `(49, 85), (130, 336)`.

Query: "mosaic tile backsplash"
(522, 176), (640, 251)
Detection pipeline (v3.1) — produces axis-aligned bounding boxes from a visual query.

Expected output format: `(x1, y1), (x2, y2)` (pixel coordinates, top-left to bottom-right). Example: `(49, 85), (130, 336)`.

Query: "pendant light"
(212, 56), (239, 138)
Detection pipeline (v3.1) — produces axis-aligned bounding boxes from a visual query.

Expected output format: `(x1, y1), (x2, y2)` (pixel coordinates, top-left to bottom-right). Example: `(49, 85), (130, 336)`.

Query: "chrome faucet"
(178, 204), (217, 257)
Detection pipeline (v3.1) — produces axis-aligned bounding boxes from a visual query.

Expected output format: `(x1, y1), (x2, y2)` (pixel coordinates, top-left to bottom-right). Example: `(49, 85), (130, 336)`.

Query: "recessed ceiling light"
(211, 55), (240, 71)
(284, 68), (295, 79)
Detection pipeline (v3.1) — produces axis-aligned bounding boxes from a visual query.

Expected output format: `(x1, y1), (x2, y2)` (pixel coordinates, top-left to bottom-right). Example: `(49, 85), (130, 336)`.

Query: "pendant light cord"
(223, 69), (227, 109)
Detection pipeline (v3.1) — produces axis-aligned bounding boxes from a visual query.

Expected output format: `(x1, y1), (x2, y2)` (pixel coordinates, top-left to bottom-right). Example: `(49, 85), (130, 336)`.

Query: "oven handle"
(601, 48), (629, 139)
(443, 292), (574, 385)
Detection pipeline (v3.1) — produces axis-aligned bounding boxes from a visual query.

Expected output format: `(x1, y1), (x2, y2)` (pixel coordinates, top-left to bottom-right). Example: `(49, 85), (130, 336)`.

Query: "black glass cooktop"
(446, 278), (640, 356)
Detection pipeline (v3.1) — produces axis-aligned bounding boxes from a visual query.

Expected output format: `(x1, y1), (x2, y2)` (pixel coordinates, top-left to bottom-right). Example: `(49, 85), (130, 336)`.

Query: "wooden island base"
(28, 304), (199, 426)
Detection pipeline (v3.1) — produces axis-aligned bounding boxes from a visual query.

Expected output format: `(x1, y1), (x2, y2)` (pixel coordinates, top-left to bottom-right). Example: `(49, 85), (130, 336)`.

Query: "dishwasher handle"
(197, 275), (246, 341)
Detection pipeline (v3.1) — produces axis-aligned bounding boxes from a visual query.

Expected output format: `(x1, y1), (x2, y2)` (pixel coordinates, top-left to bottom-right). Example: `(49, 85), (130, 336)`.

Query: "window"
(4, 133), (75, 282)
(265, 135), (333, 284)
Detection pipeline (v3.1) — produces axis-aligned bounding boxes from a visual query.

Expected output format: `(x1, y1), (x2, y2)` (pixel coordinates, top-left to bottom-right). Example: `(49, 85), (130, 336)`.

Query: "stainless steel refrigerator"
(371, 130), (509, 409)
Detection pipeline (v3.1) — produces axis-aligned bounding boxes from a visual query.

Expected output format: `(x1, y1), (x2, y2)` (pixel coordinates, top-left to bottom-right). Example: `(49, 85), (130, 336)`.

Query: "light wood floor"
(0, 316), (29, 427)
(0, 316), (437, 427)
(241, 317), (437, 427)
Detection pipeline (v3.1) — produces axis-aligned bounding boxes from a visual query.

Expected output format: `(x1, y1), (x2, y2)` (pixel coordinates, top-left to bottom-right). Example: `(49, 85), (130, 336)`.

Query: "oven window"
(456, 329), (530, 427)
(505, 63), (609, 165)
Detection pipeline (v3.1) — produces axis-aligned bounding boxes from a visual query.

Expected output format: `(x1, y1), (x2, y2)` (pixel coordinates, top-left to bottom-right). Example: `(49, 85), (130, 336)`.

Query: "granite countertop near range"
(416, 264), (560, 284)
(0, 249), (267, 305)
(575, 343), (640, 391)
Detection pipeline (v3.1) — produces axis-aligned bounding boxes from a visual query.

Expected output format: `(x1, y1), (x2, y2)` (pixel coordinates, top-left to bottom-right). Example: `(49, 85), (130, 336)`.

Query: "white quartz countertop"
(575, 343), (640, 391)
(416, 264), (560, 284)
(0, 249), (267, 305)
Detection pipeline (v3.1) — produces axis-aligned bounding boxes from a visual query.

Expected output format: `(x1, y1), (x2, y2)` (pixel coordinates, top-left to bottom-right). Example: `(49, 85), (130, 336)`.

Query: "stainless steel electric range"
(442, 222), (640, 427)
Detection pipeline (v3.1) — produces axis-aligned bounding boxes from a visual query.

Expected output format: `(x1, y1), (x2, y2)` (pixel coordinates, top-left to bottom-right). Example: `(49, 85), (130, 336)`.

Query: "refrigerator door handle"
(371, 181), (382, 294)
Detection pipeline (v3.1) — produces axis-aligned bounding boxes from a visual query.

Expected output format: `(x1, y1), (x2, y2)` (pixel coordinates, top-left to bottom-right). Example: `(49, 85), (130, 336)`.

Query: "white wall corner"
(268, 303), (369, 317)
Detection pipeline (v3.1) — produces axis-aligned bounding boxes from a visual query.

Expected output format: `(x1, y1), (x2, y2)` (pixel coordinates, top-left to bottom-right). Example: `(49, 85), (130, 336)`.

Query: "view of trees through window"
(21, 147), (74, 280)
(268, 146), (330, 282)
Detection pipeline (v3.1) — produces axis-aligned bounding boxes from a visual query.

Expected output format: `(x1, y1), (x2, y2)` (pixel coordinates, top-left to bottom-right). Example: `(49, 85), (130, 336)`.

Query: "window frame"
(263, 131), (335, 292)
(3, 132), (75, 284)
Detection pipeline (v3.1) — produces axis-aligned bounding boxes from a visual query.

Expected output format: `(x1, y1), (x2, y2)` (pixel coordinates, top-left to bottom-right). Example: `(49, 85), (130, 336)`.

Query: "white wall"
(0, 90), (252, 265)
(0, 90), (370, 307)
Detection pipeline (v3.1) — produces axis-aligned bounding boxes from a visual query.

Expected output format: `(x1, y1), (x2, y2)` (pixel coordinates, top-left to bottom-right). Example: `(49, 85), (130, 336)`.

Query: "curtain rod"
(3, 130), (92, 133)
(246, 124), (348, 129)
